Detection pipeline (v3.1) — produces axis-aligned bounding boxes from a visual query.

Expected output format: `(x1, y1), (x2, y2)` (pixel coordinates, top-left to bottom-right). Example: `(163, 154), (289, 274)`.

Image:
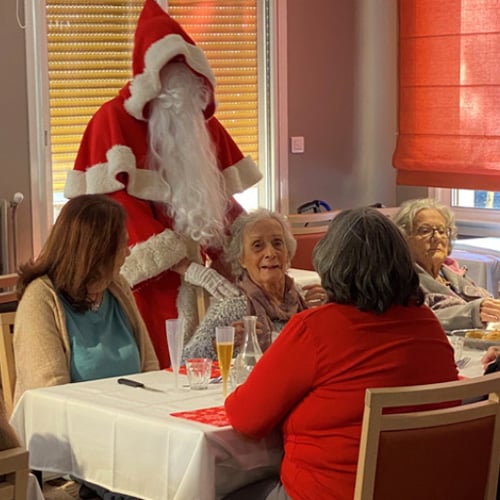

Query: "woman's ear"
(239, 254), (246, 269)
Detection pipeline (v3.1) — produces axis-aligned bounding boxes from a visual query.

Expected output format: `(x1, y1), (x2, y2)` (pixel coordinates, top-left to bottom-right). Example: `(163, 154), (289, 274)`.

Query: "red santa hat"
(124, 0), (217, 121)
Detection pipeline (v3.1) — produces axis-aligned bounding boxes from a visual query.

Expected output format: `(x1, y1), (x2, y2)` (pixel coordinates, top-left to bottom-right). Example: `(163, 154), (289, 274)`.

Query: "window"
(430, 186), (500, 237)
(46, 1), (146, 206)
(26, 0), (278, 247)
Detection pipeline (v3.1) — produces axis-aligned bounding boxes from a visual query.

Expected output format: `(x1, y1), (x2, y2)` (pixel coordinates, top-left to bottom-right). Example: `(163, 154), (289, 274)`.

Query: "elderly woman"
(393, 198), (500, 331)
(183, 209), (325, 360)
(224, 207), (457, 500)
(14, 195), (159, 404)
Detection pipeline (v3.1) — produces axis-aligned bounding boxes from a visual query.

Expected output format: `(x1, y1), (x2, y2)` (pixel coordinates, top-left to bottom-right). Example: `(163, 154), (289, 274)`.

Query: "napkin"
(170, 406), (230, 427)
(166, 361), (221, 378)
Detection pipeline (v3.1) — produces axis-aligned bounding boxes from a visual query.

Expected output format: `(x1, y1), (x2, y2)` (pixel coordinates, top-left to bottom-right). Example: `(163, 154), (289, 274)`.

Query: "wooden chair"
(287, 207), (400, 271)
(0, 312), (16, 417)
(0, 447), (29, 500)
(354, 373), (500, 500)
(0, 275), (16, 311)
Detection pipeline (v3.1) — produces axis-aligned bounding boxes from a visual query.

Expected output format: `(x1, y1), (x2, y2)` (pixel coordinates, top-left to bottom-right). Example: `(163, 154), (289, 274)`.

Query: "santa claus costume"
(64, 0), (261, 367)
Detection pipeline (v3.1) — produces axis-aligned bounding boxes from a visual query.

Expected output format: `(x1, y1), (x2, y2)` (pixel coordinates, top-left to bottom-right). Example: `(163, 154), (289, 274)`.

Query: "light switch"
(290, 136), (305, 154)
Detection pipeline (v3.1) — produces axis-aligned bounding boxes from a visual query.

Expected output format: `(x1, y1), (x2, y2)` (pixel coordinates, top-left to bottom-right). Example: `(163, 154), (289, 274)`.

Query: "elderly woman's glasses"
(414, 225), (451, 239)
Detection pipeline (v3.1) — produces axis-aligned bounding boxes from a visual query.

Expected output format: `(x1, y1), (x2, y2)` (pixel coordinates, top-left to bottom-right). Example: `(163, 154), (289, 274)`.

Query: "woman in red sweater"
(224, 207), (458, 500)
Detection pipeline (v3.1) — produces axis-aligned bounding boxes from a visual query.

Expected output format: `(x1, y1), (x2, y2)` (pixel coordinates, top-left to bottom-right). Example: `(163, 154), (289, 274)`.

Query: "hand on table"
(479, 298), (500, 324)
(302, 284), (328, 308)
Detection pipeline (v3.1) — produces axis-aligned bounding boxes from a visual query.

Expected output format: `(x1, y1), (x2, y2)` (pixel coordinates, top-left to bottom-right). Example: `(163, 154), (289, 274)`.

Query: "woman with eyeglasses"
(393, 198), (500, 332)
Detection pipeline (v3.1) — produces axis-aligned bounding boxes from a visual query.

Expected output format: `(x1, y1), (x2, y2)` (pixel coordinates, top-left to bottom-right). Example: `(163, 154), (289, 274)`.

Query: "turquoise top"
(59, 289), (141, 382)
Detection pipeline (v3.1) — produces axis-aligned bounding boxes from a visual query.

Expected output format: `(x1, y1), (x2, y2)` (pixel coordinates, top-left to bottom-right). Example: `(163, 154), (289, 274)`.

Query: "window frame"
(430, 187), (500, 237)
(25, 1), (52, 257)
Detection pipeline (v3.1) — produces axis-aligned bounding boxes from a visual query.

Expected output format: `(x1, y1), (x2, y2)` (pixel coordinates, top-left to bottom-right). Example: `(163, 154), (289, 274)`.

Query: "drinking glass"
(185, 358), (212, 390)
(215, 326), (235, 398)
(449, 334), (464, 363)
(166, 318), (185, 391)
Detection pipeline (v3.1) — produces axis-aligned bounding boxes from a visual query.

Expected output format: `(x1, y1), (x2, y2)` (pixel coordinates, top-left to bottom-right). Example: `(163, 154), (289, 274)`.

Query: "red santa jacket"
(64, 0), (261, 287)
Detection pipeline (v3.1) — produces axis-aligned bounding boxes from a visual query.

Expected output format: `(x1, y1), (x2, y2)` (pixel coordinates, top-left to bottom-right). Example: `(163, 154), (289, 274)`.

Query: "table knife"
(117, 378), (164, 392)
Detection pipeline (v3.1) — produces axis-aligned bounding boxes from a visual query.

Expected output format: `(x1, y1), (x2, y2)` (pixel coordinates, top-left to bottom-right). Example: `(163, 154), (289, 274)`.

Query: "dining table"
(450, 248), (500, 297)
(458, 345), (487, 379)
(9, 370), (282, 500)
(450, 237), (500, 296)
(9, 341), (490, 500)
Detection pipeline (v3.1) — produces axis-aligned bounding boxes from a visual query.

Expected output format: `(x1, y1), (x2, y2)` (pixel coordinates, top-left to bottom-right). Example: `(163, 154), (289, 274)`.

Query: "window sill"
(456, 218), (500, 238)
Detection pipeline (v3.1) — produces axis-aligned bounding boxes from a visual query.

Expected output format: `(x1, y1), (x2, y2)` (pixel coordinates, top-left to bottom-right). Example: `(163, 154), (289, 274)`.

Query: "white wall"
(286, 0), (425, 212)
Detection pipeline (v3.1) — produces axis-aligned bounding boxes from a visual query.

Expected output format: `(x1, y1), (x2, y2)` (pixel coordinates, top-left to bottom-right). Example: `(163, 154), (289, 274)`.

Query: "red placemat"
(171, 406), (230, 427)
(166, 360), (221, 378)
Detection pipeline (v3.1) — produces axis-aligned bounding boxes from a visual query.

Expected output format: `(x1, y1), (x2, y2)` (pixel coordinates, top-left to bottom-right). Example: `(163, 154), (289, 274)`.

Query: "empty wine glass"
(166, 318), (185, 391)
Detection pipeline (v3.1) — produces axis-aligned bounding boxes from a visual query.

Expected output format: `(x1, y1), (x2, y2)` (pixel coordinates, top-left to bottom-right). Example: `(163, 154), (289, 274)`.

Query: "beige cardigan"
(13, 274), (159, 404)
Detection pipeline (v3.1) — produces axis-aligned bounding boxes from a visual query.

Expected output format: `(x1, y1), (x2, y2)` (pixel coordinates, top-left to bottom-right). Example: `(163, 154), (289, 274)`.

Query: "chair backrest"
(287, 211), (338, 271)
(0, 275), (17, 308)
(0, 312), (16, 417)
(354, 373), (500, 500)
(0, 447), (29, 500)
(286, 211), (338, 236)
(286, 207), (400, 271)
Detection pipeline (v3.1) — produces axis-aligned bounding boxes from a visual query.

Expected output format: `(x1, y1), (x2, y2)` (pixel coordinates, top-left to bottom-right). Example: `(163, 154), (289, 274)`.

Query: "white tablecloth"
(458, 346), (487, 379)
(287, 268), (320, 287)
(10, 371), (282, 500)
(454, 237), (500, 256)
(451, 248), (500, 297)
(28, 473), (44, 500)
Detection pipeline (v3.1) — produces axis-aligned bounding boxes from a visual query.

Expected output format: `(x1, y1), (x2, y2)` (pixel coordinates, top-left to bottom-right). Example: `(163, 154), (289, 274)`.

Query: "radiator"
(0, 193), (23, 275)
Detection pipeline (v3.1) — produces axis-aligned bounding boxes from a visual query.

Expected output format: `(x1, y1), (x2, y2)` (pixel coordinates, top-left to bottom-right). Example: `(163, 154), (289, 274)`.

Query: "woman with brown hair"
(13, 194), (158, 404)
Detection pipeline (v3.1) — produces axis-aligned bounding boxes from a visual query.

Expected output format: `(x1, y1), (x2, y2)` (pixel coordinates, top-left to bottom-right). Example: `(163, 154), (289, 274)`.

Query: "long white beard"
(148, 63), (227, 248)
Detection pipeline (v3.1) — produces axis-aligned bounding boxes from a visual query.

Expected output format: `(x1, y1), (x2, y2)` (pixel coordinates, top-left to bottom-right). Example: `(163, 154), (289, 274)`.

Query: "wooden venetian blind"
(46, 0), (258, 195)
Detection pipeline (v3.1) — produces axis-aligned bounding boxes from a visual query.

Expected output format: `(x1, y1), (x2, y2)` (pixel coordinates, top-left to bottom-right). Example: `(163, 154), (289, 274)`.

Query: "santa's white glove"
(184, 263), (240, 300)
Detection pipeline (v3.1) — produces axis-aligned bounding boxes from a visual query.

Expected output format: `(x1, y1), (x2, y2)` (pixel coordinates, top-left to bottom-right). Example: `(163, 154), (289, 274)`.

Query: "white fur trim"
(64, 145), (171, 203)
(120, 229), (187, 286)
(64, 170), (87, 198)
(125, 34), (216, 121)
(223, 156), (262, 196)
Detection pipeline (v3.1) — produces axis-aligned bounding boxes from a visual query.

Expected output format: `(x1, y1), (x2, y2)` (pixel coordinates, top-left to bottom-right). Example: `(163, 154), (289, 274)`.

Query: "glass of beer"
(216, 326), (235, 398)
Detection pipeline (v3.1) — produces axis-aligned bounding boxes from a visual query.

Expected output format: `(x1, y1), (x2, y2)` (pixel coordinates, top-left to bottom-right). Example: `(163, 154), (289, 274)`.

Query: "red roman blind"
(394, 0), (500, 190)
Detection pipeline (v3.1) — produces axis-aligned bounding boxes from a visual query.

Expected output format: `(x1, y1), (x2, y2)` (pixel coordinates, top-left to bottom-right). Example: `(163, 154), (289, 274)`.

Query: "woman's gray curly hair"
(225, 209), (297, 279)
(392, 198), (458, 254)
